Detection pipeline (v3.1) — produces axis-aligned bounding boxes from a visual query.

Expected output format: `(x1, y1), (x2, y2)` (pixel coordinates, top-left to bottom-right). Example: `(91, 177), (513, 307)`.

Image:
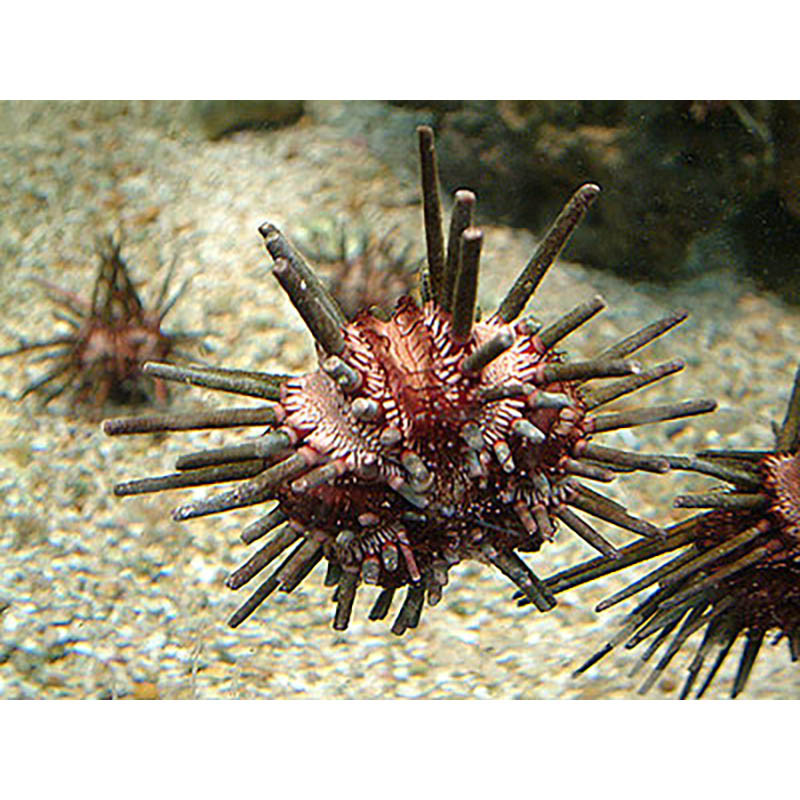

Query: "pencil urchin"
(291, 218), (420, 320)
(104, 126), (715, 636)
(546, 365), (800, 698)
(1, 234), (198, 409)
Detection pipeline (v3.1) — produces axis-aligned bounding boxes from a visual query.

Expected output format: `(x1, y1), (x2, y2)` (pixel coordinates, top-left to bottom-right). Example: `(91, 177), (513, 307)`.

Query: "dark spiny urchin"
(1, 234), (200, 409)
(545, 365), (800, 698)
(292, 217), (420, 320)
(103, 126), (715, 636)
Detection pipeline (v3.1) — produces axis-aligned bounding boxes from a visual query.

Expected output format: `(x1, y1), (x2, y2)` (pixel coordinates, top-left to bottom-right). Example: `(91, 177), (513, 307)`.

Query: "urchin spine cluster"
(545, 365), (800, 698)
(105, 126), (715, 637)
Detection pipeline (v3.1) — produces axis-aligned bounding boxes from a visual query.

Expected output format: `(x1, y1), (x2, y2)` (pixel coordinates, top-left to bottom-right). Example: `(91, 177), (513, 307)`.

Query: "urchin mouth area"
(765, 452), (800, 541)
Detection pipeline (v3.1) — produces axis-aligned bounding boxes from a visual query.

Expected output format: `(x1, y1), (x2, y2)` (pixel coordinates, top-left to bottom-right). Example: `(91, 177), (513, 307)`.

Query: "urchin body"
(268, 299), (584, 592)
(76, 303), (173, 404)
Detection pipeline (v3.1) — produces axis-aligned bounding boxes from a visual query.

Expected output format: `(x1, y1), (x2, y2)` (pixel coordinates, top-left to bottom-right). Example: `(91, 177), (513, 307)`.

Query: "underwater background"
(1, 99), (799, 699)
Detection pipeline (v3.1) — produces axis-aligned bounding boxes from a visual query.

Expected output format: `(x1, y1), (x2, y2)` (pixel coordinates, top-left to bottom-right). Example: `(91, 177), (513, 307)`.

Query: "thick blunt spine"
(450, 227), (483, 345)
(175, 430), (293, 470)
(588, 399), (717, 433)
(272, 258), (345, 356)
(460, 329), (514, 375)
(595, 310), (688, 361)
(143, 362), (284, 400)
(417, 125), (446, 305)
(103, 405), (282, 436)
(259, 222), (346, 326)
(443, 189), (476, 312)
(495, 183), (600, 323)
(538, 295), (606, 350)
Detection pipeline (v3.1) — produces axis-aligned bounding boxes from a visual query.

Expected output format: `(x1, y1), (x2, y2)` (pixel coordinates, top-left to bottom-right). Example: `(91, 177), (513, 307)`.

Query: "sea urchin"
(1, 234), (198, 409)
(292, 218), (420, 321)
(549, 365), (800, 697)
(104, 126), (715, 636)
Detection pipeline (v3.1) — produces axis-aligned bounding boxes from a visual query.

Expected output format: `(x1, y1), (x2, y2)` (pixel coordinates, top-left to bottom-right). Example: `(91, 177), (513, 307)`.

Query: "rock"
(191, 100), (304, 140)
(319, 101), (800, 294)
(730, 188), (800, 300)
(769, 101), (800, 218)
(428, 100), (766, 282)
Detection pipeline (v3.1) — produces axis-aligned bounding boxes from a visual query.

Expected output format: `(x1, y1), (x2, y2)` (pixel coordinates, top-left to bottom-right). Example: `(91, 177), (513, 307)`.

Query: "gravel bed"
(2, 101), (800, 699)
